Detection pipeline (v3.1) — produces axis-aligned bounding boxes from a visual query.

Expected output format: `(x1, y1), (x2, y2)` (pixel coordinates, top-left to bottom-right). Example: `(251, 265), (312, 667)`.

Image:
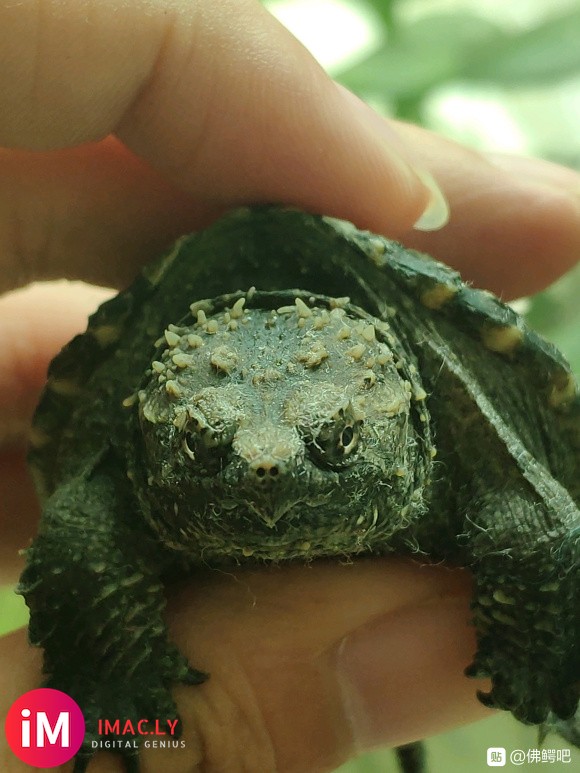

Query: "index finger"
(0, 0), (433, 243)
(1, 1), (579, 300)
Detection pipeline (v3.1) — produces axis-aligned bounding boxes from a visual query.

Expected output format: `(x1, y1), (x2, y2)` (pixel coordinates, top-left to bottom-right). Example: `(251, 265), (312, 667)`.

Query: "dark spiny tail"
(395, 742), (427, 773)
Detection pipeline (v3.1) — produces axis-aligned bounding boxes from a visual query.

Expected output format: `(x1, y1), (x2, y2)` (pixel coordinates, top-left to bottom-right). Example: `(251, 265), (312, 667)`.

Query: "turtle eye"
(182, 417), (233, 474)
(306, 411), (361, 469)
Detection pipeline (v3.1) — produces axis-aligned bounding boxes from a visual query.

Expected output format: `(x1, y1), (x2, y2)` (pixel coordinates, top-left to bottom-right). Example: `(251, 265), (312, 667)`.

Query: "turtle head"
(129, 292), (432, 561)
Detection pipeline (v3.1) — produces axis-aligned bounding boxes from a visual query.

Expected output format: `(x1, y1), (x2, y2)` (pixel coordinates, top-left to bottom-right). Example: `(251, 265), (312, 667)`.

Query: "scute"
(342, 225), (576, 412)
(326, 208), (576, 411)
(29, 276), (154, 499)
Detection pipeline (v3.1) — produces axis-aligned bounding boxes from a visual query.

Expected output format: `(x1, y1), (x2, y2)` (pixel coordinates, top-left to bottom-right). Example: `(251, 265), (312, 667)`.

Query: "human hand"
(1, 1), (580, 771)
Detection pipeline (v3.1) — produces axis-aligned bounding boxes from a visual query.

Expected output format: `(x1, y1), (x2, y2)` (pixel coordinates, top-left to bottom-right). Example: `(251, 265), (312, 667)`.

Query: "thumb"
(0, 1), (445, 275)
(0, 561), (491, 772)
(164, 562), (491, 772)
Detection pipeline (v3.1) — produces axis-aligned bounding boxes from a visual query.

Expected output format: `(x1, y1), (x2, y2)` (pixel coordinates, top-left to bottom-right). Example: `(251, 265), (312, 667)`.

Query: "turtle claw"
(182, 666), (209, 685)
(73, 753), (93, 773)
(464, 662), (488, 679)
(476, 689), (497, 709)
(123, 752), (141, 773)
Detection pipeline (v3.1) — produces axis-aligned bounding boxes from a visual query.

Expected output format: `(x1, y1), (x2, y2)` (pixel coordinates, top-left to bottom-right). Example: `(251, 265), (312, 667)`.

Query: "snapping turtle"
(20, 206), (579, 772)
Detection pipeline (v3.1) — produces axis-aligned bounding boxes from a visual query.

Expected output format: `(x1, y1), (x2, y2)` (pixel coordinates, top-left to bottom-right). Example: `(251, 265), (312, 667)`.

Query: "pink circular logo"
(5, 688), (85, 767)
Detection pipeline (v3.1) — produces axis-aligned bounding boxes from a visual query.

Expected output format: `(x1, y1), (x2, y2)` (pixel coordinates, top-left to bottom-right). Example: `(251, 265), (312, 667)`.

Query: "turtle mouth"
(155, 487), (373, 562)
(220, 494), (305, 528)
(243, 498), (302, 528)
(220, 487), (337, 529)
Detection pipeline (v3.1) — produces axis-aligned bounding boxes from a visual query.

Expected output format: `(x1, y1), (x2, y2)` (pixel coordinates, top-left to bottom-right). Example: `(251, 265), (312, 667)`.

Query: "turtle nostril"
(251, 461), (282, 482)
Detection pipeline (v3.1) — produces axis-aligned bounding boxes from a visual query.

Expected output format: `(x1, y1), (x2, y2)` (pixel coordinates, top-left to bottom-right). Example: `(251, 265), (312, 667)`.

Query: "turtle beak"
(246, 499), (299, 528)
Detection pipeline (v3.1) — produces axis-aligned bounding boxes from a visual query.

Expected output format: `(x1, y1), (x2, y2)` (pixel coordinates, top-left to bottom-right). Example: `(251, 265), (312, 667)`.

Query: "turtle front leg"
(462, 481), (579, 733)
(18, 464), (206, 771)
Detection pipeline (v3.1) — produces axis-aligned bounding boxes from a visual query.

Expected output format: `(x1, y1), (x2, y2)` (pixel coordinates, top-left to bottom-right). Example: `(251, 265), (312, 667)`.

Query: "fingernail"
(335, 598), (487, 751)
(336, 83), (450, 232)
(411, 168), (450, 231)
(485, 152), (580, 193)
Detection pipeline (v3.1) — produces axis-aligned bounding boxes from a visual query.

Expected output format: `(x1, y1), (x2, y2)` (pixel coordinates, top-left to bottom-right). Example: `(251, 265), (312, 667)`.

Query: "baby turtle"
(20, 206), (579, 772)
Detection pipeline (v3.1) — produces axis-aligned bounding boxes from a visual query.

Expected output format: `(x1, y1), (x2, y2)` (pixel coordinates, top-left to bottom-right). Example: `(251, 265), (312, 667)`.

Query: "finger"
(0, 561), (491, 772)
(0, 283), (110, 581)
(336, 93), (580, 297)
(392, 121), (580, 297)
(0, 282), (113, 446)
(0, 141), (218, 294)
(166, 562), (491, 770)
(0, 0), (436, 291)
(1, 128), (579, 298)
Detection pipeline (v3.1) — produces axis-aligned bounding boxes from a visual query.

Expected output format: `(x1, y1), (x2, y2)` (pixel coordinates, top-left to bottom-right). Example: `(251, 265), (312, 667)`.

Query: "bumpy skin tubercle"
(22, 207), (579, 772)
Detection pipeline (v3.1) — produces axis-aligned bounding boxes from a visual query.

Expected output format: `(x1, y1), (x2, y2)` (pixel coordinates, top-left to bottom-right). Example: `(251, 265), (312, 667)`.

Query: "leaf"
(337, 12), (505, 99)
(464, 10), (580, 85)
(360, 0), (397, 32)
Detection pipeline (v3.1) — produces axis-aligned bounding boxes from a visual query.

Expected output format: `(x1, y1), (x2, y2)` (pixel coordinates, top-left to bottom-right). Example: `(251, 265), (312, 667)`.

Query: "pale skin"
(1, 1), (580, 771)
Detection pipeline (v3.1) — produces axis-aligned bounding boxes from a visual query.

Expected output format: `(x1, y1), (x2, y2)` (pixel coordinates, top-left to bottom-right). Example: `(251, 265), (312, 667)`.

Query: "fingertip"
(385, 121), (580, 296)
(115, 1), (439, 236)
(0, 282), (113, 444)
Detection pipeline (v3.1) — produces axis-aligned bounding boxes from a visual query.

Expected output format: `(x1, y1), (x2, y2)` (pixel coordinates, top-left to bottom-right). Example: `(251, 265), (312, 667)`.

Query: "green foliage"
(364, 0), (396, 32)
(339, 12), (506, 100)
(0, 585), (28, 636)
(527, 262), (580, 374)
(464, 9), (580, 85)
(337, 0), (580, 117)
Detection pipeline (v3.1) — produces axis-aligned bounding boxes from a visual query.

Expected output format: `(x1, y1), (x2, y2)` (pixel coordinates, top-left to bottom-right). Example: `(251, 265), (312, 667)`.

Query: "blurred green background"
(2, 0), (579, 770)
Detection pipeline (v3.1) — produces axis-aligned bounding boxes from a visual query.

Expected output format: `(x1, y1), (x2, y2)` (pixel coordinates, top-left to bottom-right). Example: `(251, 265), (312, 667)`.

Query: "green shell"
(29, 205), (579, 502)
